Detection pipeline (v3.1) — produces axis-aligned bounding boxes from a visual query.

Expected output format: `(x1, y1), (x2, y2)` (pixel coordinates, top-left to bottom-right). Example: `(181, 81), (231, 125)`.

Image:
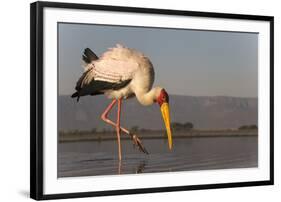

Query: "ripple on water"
(58, 137), (258, 177)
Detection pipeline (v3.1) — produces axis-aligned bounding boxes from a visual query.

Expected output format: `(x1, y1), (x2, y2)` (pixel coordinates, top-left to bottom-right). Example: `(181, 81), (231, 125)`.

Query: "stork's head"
(155, 88), (173, 150)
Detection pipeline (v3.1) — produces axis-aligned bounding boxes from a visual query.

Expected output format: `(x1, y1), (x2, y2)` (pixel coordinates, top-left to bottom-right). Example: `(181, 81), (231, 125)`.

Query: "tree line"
(59, 122), (258, 135)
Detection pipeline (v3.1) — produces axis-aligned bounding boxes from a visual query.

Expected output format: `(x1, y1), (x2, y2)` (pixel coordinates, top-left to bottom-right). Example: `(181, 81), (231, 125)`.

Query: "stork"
(71, 44), (173, 161)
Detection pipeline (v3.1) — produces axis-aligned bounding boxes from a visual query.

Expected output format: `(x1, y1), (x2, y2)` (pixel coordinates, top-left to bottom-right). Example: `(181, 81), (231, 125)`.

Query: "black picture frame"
(30, 1), (274, 200)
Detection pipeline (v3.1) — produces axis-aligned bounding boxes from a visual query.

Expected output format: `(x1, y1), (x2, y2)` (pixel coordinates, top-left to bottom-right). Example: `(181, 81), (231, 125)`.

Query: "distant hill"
(58, 95), (257, 131)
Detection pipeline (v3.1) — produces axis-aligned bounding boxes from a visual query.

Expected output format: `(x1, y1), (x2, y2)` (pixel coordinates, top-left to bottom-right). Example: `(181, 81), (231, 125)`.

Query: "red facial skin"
(156, 89), (169, 107)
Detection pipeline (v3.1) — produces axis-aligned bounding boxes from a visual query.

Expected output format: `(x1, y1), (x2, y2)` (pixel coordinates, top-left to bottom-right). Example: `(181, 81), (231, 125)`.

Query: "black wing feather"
(86, 79), (132, 93)
(71, 48), (131, 102)
(75, 68), (92, 91)
(71, 71), (131, 102)
(82, 48), (98, 64)
(103, 79), (132, 90)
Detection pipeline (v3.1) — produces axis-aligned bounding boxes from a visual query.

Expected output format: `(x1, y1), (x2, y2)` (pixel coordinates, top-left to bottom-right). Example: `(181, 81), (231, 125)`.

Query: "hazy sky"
(58, 23), (258, 97)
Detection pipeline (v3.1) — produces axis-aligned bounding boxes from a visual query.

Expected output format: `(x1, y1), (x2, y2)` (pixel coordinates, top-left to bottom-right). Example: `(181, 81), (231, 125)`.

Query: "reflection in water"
(118, 160), (146, 174)
(118, 160), (121, 175)
(58, 137), (258, 178)
(135, 160), (146, 174)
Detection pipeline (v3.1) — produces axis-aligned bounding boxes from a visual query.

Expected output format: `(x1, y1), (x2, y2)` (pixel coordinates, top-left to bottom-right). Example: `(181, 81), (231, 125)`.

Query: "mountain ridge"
(58, 94), (257, 131)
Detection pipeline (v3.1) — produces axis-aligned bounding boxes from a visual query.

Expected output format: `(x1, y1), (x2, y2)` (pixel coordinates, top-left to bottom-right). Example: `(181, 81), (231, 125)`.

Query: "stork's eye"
(156, 89), (169, 106)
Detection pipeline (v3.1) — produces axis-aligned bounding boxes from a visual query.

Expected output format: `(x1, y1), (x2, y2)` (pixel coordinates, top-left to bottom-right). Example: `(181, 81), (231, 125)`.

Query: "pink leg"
(100, 100), (149, 154)
(101, 100), (130, 135)
(116, 99), (122, 161)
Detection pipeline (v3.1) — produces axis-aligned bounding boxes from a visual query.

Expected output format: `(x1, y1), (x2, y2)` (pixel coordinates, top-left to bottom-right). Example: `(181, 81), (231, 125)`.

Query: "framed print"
(30, 1), (274, 200)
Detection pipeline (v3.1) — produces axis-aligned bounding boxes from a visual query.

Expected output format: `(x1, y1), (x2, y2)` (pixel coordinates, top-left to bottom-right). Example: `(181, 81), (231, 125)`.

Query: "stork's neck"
(135, 87), (162, 106)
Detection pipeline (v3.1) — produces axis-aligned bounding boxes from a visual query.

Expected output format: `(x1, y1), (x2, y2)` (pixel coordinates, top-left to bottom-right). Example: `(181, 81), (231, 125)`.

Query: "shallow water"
(58, 136), (257, 177)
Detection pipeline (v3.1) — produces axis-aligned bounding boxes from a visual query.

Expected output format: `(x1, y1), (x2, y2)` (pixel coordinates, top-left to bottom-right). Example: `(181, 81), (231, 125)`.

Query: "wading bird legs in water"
(101, 98), (149, 161)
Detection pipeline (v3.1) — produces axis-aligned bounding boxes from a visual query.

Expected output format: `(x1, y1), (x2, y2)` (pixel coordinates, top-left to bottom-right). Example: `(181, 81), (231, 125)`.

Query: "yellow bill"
(160, 102), (173, 150)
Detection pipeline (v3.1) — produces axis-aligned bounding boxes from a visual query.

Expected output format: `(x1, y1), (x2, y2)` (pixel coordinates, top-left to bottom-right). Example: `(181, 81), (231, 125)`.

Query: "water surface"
(58, 136), (257, 177)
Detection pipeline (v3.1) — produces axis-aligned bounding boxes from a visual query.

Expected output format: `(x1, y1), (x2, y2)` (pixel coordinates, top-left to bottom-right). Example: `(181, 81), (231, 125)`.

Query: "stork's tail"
(82, 48), (99, 64)
(71, 48), (99, 102)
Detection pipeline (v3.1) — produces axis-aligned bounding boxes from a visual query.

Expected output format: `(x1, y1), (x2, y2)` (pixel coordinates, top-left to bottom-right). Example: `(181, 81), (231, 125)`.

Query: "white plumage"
(79, 44), (156, 103)
(72, 44), (172, 160)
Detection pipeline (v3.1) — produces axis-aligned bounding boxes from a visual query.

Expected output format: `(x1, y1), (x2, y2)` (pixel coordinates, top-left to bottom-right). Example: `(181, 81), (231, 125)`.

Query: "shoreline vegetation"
(59, 126), (258, 143)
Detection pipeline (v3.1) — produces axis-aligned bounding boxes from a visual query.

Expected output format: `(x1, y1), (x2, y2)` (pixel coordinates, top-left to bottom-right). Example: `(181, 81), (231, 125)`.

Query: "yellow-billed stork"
(71, 44), (173, 161)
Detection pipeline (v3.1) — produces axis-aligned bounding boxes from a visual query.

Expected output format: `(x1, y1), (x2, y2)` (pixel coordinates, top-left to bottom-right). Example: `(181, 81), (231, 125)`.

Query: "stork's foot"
(131, 134), (149, 154)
